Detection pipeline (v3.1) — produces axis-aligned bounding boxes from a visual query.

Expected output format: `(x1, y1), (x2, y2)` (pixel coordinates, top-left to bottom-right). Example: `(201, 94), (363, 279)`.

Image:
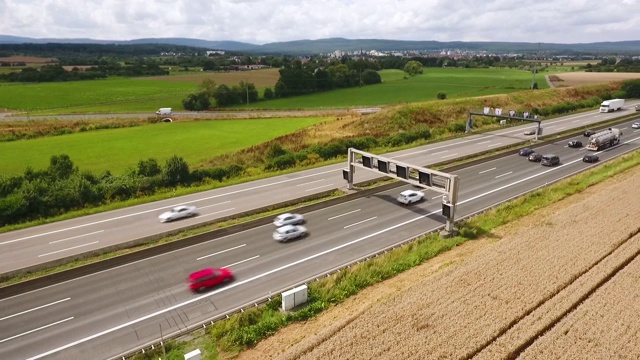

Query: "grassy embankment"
(128, 147), (640, 360)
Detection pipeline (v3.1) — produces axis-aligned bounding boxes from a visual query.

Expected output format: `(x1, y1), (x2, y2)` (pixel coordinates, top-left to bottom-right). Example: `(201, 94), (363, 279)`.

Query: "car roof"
(400, 190), (420, 196)
(189, 268), (216, 280)
(276, 225), (296, 232)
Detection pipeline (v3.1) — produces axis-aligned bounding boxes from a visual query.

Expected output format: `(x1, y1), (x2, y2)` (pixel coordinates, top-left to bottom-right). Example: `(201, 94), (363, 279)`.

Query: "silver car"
(273, 225), (308, 242)
(158, 205), (197, 222)
(273, 213), (304, 227)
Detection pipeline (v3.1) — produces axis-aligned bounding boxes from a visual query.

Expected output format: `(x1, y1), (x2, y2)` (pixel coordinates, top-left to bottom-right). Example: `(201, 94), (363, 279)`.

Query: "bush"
(225, 164), (244, 178)
(436, 92), (447, 100)
(265, 143), (289, 160)
(447, 122), (467, 133)
(163, 155), (190, 186)
(263, 87), (275, 100)
(345, 136), (379, 150)
(136, 158), (162, 177)
(309, 141), (348, 160)
(0, 193), (27, 226)
(182, 91), (211, 111)
(265, 153), (297, 171)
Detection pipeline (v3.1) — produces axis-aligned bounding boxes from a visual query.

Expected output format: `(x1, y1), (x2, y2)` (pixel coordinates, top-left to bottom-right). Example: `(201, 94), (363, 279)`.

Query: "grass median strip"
(125, 148), (640, 360)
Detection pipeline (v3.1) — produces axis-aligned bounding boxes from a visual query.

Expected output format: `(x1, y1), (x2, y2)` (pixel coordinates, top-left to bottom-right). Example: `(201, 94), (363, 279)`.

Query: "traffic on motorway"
(1, 105), (639, 276)
(1, 117), (639, 360)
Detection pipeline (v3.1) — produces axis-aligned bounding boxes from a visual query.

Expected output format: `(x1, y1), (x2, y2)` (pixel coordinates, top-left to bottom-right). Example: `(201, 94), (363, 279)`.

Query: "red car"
(188, 268), (234, 292)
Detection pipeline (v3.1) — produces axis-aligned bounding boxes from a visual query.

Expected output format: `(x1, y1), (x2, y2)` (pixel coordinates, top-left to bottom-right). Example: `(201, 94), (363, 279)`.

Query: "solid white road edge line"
(197, 244), (246, 261)
(0, 298), (70, 322)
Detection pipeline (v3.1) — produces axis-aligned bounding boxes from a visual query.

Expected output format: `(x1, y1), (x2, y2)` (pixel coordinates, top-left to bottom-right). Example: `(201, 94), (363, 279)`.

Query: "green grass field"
(0, 117), (328, 176)
(0, 67), (548, 114)
(247, 68), (547, 109)
(0, 77), (196, 113)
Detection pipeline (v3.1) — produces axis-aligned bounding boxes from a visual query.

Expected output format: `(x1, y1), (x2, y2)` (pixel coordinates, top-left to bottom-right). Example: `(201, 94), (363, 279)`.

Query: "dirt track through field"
(238, 161), (640, 360)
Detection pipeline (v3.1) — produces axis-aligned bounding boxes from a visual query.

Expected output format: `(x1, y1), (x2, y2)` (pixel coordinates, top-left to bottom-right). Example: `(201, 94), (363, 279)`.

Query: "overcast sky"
(1, 0), (639, 44)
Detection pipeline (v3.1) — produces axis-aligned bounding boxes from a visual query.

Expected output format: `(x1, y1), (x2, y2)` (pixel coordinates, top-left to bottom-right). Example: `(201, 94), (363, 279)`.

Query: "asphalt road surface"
(1, 105), (639, 275)
(1, 122), (639, 360)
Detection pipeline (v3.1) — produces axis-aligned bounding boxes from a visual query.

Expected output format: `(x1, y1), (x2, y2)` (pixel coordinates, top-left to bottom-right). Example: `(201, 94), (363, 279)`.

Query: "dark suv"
(541, 154), (560, 166)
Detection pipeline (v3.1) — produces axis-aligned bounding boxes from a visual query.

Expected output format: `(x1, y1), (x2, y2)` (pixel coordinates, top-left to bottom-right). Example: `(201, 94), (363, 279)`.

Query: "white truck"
(586, 128), (622, 151)
(599, 99), (624, 113)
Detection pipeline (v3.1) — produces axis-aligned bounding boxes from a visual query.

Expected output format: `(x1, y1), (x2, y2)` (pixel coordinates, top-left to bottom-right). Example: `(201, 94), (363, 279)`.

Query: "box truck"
(599, 99), (624, 113)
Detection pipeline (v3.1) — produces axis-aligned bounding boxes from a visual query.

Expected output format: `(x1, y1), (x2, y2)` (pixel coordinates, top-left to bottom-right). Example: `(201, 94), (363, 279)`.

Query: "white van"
(156, 108), (173, 116)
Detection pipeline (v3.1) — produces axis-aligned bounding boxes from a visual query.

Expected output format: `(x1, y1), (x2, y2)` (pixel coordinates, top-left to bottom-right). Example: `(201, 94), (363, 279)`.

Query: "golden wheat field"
(550, 71), (640, 87)
(238, 163), (640, 360)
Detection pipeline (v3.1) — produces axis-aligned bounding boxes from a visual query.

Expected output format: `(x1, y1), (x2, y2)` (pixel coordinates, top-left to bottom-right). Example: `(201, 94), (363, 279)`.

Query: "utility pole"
(531, 42), (540, 89)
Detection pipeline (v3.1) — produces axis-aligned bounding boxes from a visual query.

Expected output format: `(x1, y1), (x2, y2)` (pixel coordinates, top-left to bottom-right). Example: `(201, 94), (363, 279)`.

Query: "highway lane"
(2, 104), (639, 275)
(1, 125), (638, 360)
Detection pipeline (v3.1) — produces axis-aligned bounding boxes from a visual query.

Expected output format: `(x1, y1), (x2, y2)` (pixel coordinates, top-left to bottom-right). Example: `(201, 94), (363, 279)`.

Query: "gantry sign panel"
(343, 148), (460, 233)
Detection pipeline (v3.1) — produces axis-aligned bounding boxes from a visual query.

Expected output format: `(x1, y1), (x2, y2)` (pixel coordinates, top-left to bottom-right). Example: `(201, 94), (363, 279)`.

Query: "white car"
(397, 189), (425, 205)
(273, 213), (304, 227)
(523, 128), (536, 135)
(158, 205), (197, 222)
(632, 122), (640, 129)
(273, 225), (308, 242)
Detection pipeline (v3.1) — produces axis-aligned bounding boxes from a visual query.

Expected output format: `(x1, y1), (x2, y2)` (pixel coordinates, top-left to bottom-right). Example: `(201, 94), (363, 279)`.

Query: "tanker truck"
(586, 128), (622, 151)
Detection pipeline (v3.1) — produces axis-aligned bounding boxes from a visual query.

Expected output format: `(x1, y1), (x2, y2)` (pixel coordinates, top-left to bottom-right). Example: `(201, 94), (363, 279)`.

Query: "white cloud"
(0, 0), (638, 43)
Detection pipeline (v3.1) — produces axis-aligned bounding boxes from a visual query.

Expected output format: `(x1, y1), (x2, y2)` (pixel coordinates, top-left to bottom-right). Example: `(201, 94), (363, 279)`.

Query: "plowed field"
(238, 163), (640, 360)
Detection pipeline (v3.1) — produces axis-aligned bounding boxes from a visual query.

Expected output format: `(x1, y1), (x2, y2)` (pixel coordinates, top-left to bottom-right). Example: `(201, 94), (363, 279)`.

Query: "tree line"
(0, 61), (168, 82)
(182, 58), (383, 109)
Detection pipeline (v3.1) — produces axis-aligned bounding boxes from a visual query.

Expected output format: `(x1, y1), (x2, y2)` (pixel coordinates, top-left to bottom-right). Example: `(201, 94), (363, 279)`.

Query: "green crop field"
(0, 117), (328, 176)
(0, 77), (197, 113)
(0, 67), (548, 114)
(246, 68), (547, 109)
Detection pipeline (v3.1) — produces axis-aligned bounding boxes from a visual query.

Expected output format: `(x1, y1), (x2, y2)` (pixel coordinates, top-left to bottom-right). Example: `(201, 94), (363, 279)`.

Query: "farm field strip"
(517, 232), (640, 360)
(277, 165), (640, 360)
(474, 228), (640, 359)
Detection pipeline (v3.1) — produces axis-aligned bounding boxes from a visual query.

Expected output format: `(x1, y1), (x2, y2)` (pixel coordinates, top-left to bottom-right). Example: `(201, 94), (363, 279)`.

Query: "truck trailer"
(599, 99), (624, 113)
(586, 128), (622, 151)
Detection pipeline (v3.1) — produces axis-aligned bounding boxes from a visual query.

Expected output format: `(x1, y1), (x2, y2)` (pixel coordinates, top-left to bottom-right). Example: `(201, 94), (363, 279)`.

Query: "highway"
(2, 104), (639, 276)
(1, 119), (639, 360)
